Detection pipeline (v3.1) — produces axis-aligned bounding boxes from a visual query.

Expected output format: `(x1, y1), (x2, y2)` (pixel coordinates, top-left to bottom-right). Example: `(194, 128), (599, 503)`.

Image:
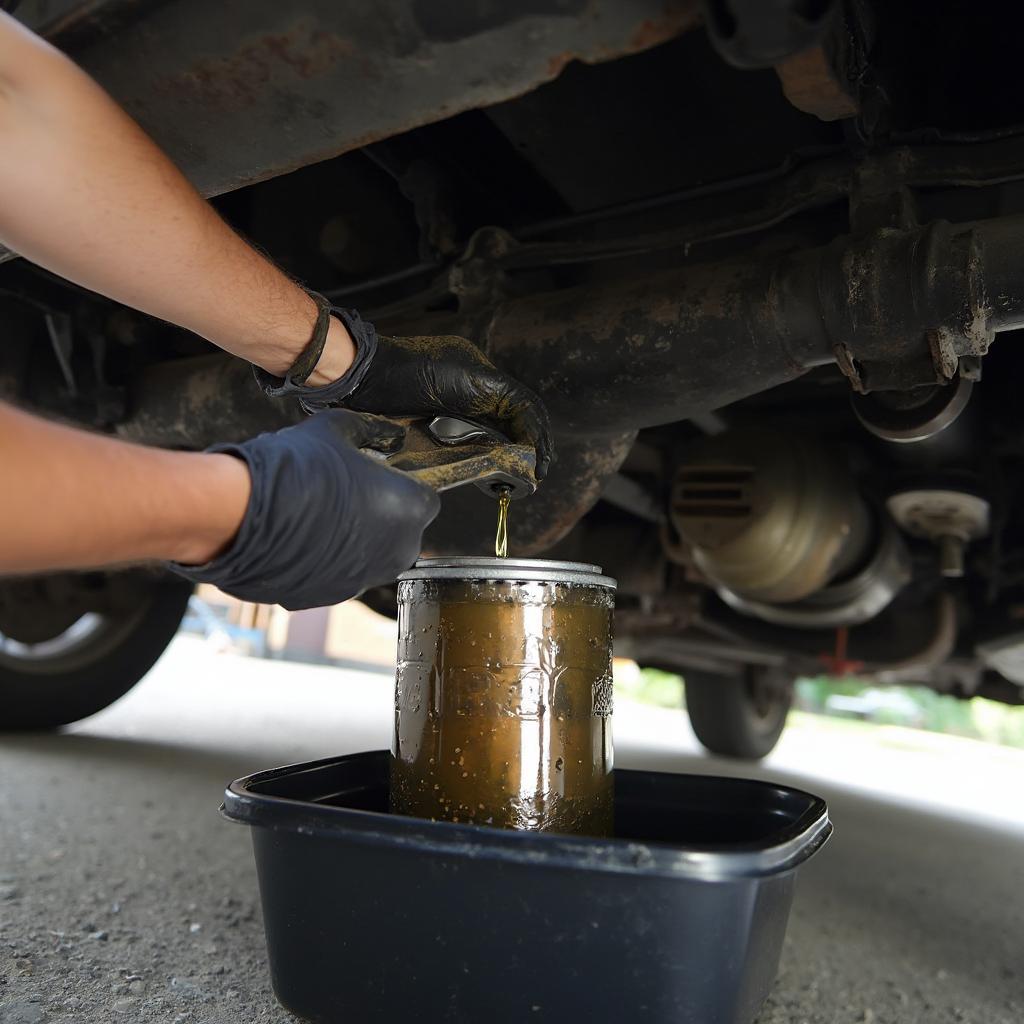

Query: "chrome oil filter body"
(390, 558), (616, 836)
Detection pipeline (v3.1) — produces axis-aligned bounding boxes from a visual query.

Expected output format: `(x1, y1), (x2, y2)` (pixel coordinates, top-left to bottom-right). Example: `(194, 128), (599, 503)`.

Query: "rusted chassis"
(0, 0), (700, 265)
(118, 212), (1024, 553)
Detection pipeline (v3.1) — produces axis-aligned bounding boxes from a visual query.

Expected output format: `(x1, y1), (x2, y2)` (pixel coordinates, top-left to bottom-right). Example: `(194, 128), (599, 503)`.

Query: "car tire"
(0, 573), (193, 732)
(684, 666), (793, 760)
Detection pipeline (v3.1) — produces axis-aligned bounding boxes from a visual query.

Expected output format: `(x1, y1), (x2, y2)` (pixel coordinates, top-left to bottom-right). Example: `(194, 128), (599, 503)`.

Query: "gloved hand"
(254, 308), (554, 480)
(169, 410), (440, 610)
(342, 331), (554, 481)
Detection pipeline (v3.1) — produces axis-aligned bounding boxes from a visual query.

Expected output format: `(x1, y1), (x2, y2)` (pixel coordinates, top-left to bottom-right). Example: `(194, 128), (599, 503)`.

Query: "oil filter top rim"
(400, 557), (617, 589)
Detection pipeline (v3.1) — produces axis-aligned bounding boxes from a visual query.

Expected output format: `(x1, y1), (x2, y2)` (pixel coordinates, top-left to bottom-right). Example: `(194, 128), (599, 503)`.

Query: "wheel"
(0, 570), (193, 731)
(684, 665), (793, 760)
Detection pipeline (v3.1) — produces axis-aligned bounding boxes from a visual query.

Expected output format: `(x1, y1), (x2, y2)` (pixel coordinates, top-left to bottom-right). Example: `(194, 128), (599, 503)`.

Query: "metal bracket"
(702, 0), (840, 68)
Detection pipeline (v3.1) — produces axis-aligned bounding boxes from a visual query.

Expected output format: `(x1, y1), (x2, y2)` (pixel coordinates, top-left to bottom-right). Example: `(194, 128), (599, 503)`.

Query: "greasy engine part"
(669, 430), (912, 628)
(390, 558), (616, 836)
(424, 431), (637, 556)
(714, 516), (912, 629)
(886, 488), (990, 579)
(118, 212), (1024, 446)
(110, 212), (1024, 553)
(671, 431), (871, 604)
(116, 353), (301, 448)
(115, 351), (632, 557)
(470, 213), (1024, 439)
(702, 0), (867, 122)
(636, 585), (955, 679)
(0, 0), (699, 265)
(703, 0), (840, 70)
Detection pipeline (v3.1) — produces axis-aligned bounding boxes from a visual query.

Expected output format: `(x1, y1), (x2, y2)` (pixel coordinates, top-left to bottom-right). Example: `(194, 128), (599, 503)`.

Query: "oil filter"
(390, 557), (616, 836)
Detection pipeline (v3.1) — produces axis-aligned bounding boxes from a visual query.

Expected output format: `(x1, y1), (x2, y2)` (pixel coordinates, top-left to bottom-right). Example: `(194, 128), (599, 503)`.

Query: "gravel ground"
(0, 734), (283, 1024)
(2, 637), (1023, 1023)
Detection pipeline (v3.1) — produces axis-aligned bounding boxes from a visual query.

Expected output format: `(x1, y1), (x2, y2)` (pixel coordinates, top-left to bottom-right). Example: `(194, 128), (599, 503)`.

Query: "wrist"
(251, 292), (355, 385)
(305, 314), (356, 387)
(172, 451), (252, 566)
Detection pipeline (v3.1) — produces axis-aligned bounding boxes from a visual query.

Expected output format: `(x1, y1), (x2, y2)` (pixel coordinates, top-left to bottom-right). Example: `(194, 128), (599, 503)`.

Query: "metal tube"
(117, 212), (1024, 448)
(482, 212), (1024, 425)
(484, 253), (833, 435)
(973, 214), (1024, 332)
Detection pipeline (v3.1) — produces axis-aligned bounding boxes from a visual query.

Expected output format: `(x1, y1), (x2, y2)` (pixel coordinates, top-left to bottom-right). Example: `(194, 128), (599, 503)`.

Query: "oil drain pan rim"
(223, 750), (831, 881)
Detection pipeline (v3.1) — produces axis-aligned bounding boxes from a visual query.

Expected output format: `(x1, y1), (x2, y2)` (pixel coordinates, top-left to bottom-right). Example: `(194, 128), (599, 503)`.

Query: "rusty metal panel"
(775, 45), (858, 122)
(15, 0), (698, 198)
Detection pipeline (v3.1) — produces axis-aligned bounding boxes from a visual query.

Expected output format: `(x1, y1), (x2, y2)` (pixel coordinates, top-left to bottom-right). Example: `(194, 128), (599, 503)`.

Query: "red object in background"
(818, 626), (864, 677)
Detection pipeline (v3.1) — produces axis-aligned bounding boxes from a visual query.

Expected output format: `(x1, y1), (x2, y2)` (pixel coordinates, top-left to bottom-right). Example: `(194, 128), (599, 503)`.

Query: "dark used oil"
(390, 576), (614, 836)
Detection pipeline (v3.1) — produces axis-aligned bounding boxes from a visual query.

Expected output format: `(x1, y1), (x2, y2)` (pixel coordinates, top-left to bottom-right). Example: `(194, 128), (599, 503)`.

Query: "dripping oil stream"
(495, 486), (511, 557)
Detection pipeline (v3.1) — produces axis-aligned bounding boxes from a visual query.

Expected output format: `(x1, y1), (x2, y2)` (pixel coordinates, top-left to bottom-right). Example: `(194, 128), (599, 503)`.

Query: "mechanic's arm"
(0, 13), (552, 474)
(0, 11), (353, 384)
(0, 402), (440, 609)
(0, 402), (250, 572)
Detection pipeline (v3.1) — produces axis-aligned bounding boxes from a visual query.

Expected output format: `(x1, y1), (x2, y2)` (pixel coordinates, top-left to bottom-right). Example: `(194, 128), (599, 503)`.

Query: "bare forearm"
(0, 12), (353, 382)
(0, 403), (250, 573)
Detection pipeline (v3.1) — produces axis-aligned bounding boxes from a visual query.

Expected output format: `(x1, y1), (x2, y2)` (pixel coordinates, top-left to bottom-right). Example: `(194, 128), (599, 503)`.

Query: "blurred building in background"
(186, 585), (396, 672)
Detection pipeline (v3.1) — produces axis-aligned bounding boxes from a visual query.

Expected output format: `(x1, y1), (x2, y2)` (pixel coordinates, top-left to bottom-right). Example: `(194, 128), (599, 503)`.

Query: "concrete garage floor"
(2, 636), (1023, 1023)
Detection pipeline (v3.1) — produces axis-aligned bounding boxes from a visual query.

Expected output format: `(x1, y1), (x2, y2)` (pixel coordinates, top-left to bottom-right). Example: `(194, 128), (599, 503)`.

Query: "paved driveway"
(2, 636), (1021, 1023)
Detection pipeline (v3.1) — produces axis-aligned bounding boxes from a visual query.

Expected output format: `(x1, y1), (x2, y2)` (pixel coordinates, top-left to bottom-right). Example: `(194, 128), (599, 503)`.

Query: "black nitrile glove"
(255, 309), (554, 481)
(344, 331), (554, 480)
(169, 410), (440, 610)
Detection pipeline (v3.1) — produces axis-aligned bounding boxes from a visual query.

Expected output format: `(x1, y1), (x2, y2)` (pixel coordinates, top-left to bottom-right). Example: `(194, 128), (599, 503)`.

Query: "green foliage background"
(620, 667), (1024, 748)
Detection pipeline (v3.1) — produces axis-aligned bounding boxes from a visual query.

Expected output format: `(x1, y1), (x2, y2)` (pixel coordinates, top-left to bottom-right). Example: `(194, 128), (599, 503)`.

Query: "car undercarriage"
(3, 0), (1024, 755)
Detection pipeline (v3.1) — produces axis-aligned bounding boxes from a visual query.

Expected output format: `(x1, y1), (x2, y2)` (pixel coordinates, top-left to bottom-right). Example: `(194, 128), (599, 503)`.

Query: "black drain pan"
(224, 750), (831, 1024)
